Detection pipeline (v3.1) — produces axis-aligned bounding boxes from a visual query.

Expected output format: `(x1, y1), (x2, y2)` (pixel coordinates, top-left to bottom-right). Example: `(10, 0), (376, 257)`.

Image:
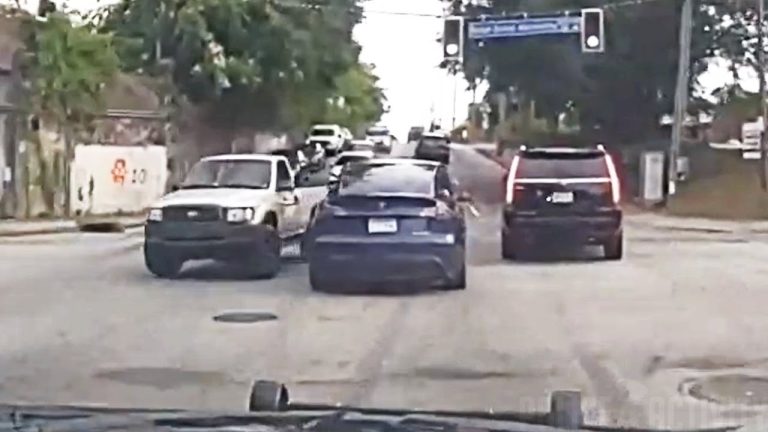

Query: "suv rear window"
(516, 152), (609, 179)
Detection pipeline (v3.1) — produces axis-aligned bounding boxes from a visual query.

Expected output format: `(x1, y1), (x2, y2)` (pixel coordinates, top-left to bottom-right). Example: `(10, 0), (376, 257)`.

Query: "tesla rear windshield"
(516, 152), (609, 179)
(338, 164), (433, 196)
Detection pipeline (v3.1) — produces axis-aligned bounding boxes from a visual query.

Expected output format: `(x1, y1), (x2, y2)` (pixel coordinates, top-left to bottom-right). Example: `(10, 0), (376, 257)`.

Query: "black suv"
(501, 146), (623, 260)
(414, 133), (451, 165)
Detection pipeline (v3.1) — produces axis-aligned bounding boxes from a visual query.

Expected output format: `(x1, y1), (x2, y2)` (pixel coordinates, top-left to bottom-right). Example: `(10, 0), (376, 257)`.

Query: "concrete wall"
(69, 144), (167, 217)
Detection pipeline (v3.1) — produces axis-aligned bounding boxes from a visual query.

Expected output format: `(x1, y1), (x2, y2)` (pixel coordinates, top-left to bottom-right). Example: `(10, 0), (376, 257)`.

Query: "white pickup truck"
(143, 154), (327, 279)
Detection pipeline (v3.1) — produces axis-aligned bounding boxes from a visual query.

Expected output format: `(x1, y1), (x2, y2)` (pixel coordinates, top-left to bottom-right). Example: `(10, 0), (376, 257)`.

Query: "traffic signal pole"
(758, 0), (768, 191)
(669, 0), (693, 197)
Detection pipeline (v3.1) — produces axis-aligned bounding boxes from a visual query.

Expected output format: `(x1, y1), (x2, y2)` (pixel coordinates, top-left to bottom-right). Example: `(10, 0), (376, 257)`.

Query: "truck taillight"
(604, 154), (621, 204)
(505, 155), (521, 204)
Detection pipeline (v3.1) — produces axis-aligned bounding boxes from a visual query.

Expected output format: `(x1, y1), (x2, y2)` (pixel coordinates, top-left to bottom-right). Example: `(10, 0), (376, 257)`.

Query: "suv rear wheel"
(501, 234), (518, 260)
(603, 233), (623, 260)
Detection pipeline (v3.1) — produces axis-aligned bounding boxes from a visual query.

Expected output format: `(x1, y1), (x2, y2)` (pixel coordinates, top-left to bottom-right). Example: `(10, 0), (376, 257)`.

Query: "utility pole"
(669, 0), (693, 197)
(758, 0), (768, 190)
(451, 67), (458, 129)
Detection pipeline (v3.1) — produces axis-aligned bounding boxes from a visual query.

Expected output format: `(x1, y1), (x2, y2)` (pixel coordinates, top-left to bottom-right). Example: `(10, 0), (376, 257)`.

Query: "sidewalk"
(627, 212), (768, 235)
(0, 215), (146, 237)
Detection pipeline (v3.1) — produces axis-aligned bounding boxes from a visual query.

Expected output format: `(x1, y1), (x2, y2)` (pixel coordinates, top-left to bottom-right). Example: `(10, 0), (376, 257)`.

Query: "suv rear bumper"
(502, 207), (622, 244)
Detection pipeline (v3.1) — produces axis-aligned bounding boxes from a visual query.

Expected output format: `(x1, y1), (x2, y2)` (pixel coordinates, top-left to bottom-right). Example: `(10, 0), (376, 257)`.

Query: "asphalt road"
(2, 142), (768, 430)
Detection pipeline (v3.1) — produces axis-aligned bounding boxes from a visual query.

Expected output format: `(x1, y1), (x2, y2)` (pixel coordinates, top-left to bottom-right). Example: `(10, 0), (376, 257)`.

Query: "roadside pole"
(451, 64), (458, 130)
(669, 0), (693, 198)
(758, 0), (767, 190)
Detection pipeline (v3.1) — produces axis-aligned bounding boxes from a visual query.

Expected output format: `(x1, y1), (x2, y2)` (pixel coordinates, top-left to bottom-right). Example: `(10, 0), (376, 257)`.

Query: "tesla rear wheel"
(443, 264), (466, 291)
(603, 233), (623, 260)
(309, 263), (334, 293)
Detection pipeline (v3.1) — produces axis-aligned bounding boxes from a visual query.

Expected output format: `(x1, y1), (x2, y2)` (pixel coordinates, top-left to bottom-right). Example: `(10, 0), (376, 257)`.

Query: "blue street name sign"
(467, 16), (581, 40)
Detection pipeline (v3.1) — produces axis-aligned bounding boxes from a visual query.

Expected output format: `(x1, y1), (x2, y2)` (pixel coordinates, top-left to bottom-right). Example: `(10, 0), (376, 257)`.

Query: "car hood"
(308, 136), (336, 142)
(154, 188), (274, 208)
(0, 403), (742, 432)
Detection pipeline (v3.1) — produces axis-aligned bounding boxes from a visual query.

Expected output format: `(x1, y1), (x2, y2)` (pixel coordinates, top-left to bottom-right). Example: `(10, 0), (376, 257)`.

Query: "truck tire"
(255, 224), (282, 279)
(144, 244), (183, 279)
(248, 380), (289, 412)
(549, 390), (583, 429)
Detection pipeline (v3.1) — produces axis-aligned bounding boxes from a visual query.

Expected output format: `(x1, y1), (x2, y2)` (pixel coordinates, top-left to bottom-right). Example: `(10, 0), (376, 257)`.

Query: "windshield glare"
(181, 160), (272, 189)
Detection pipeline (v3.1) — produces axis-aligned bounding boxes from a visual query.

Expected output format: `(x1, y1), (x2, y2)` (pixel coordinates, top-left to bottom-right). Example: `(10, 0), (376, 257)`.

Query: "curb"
(0, 220), (145, 238)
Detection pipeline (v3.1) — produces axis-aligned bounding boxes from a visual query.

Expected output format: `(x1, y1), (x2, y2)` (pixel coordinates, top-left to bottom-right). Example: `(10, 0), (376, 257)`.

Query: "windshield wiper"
(218, 184), (268, 189)
(179, 184), (219, 189)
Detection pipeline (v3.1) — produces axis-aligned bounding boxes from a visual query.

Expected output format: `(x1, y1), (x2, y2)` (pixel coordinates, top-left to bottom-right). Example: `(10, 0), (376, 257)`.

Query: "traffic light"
(443, 16), (464, 62)
(581, 8), (604, 53)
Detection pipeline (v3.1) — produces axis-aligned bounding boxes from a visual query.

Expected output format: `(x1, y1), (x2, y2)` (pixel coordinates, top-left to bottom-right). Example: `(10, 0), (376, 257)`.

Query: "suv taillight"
(505, 155), (521, 204)
(604, 154), (621, 204)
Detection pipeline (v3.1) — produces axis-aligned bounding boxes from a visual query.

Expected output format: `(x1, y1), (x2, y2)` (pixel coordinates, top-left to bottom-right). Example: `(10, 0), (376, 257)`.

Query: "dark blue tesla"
(306, 162), (468, 293)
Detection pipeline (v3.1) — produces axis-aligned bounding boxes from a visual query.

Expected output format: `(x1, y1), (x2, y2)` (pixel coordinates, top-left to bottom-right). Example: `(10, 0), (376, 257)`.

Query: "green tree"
(447, 0), (723, 143)
(97, 0), (382, 133)
(20, 11), (119, 215)
(322, 63), (386, 131)
(23, 12), (119, 128)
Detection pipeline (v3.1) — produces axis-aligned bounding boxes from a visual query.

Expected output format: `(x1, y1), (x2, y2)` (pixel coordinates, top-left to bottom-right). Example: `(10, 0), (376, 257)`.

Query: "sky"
(4, 0), (744, 139)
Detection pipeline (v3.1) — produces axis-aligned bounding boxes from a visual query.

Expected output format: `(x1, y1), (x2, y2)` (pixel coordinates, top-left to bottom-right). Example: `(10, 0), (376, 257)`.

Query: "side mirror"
(438, 189), (452, 201)
(276, 179), (294, 192)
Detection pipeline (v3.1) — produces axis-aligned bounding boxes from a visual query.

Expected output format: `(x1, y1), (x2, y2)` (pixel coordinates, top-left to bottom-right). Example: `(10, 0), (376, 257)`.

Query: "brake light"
(505, 155), (521, 204)
(604, 154), (621, 204)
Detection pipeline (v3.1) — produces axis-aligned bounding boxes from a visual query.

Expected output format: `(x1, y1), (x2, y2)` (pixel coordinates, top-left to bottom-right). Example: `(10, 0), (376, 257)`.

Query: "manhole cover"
(212, 312), (278, 323)
(687, 375), (768, 405)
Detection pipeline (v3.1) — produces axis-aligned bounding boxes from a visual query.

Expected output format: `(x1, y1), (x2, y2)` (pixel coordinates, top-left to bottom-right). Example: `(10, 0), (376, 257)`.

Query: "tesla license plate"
(368, 218), (398, 234)
(551, 191), (574, 204)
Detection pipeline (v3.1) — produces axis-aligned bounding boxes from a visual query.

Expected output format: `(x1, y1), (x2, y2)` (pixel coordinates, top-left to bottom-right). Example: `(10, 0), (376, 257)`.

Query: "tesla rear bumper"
(309, 234), (463, 288)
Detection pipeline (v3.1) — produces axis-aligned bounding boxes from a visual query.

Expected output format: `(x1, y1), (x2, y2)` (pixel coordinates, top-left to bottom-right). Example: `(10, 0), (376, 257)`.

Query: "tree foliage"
(22, 12), (120, 128)
(447, 0), (728, 143)
(96, 0), (384, 132)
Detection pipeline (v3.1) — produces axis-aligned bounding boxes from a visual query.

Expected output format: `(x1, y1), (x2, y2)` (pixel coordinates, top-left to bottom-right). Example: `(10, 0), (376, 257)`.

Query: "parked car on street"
(365, 126), (395, 154)
(307, 124), (346, 155)
(407, 126), (425, 142)
(414, 132), (451, 165)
